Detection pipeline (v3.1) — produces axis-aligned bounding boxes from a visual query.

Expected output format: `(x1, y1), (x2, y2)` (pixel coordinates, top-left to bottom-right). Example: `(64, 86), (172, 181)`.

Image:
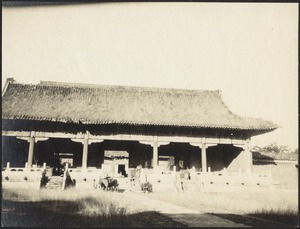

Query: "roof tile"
(2, 80), (278, 131)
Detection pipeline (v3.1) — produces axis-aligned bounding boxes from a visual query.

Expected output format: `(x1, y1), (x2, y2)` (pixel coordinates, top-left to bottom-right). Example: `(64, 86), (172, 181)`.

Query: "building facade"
(2, 78), (277, 190)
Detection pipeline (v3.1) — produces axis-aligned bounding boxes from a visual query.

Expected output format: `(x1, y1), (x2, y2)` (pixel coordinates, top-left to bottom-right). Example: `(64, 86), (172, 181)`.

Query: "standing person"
(138, 166), (152, 192)
(135, 164), (147, 184)
(135, 164), (142, 183)
(139, 167), (147, 184)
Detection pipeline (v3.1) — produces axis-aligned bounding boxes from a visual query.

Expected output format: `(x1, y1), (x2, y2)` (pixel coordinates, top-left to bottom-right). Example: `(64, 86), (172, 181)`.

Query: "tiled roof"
(2, 79), (278, 132)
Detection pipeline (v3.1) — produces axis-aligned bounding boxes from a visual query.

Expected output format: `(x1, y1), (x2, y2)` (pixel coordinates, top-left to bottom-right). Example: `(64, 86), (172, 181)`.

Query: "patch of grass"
(78, 196), (127, 217)
(2, 188), (131, 212)
(1, 188), (130, 227)
(249, 208), (299, 226)
(1, 188), (185, 227)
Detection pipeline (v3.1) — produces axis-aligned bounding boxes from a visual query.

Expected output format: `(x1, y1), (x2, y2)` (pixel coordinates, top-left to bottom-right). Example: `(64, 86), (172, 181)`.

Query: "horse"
(97, 177), (119, 191)
(107, 178), (119, 191)
(141, 182), (152, 193)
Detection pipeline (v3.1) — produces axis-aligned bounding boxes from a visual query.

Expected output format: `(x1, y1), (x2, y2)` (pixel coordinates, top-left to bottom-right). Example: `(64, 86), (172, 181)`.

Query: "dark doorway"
(118, 164), (126, 176)
(52, 152), (74, 176)
(52, 152), (63, 176)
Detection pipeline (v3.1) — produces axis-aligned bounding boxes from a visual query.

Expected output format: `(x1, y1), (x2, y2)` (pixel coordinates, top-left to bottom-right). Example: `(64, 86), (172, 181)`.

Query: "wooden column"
(153, 140), (158, 169)
(190, 140), (217, 173)
(27, 136), (35, 168)
(82, 133), (89, 169)
(17, 134), (49, 169)
(201, 143), (207, 173)
(71, 133), (103, 170)
(139, 137), (169, 170)
(19, 132), (39, 169)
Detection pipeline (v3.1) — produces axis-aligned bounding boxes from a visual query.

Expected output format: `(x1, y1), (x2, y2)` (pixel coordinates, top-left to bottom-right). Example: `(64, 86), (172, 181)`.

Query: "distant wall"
(253, 162), (298, 189)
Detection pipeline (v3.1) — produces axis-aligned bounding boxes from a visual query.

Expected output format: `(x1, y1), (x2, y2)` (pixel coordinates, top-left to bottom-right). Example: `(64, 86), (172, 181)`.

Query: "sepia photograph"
(1, 1), (298, 227)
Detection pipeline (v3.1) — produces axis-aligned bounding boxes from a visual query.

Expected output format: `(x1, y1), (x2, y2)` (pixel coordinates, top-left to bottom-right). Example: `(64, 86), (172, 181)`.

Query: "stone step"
(48, 182), (63, 185)
(46, 176), (64, 189)
(47, 186), (63, 189)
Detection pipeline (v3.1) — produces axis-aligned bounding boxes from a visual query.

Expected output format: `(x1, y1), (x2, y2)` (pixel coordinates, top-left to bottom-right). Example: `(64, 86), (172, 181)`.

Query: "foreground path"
(122, 191), (248, 227)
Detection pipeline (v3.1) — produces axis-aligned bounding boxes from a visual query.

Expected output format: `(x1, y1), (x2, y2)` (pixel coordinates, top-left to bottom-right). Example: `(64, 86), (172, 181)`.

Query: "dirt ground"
(122, 190), (296, 227)
(120, 191), (247, 227)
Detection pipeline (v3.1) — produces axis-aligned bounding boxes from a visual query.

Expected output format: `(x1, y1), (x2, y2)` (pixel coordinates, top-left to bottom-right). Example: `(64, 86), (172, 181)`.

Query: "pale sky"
(2, 3), (298, 149)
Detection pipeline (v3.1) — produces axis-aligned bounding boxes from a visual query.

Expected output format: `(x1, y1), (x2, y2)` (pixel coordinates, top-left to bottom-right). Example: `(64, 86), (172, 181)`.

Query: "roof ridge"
(38, 80), (221, 94)
(6, 79), (221, 94)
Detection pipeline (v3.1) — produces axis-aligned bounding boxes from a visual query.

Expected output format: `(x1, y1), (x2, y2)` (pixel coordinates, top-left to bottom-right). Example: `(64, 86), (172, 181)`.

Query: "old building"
(2, 78), (277, 190)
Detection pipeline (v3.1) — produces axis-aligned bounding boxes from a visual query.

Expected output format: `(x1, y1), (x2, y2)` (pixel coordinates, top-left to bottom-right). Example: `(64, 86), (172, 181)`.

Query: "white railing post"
(43, 162), (46, 169)
(62, 166), (68, 191)
(6, 162), (10, 170)
(191, 166), (195, 181)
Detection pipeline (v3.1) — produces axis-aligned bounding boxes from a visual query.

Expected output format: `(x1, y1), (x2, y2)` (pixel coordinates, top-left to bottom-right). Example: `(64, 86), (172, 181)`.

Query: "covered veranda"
(2, 129), (258, 190)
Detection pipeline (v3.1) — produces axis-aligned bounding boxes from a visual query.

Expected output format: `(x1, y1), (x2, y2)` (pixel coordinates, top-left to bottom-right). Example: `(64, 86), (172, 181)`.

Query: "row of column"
(20, 132), (252, 172)
(140, 137), (253, 173)
(18, 131), (103, 170)
(18, 133), (49, 168)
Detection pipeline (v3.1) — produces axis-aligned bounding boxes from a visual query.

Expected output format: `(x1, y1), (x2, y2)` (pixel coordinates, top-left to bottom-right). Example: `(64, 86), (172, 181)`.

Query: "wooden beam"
(71, 138), (84, 144)
(139, 140), (170, 147)
(88, 139), (104, 145)
(16, 137), (31, 142)
(157, 142), (170, 147)
(35, 137), (49, 143)
(189, 142), (201, 148)
(158, 136), (202, 143)
(206, 143), (218, 148)
(94, 134), (153, 142)
(139, 141), (154, 147)
(233, 144), (246, 150)
(3, 131), (80, 139)
(3, 130), (246, 145)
